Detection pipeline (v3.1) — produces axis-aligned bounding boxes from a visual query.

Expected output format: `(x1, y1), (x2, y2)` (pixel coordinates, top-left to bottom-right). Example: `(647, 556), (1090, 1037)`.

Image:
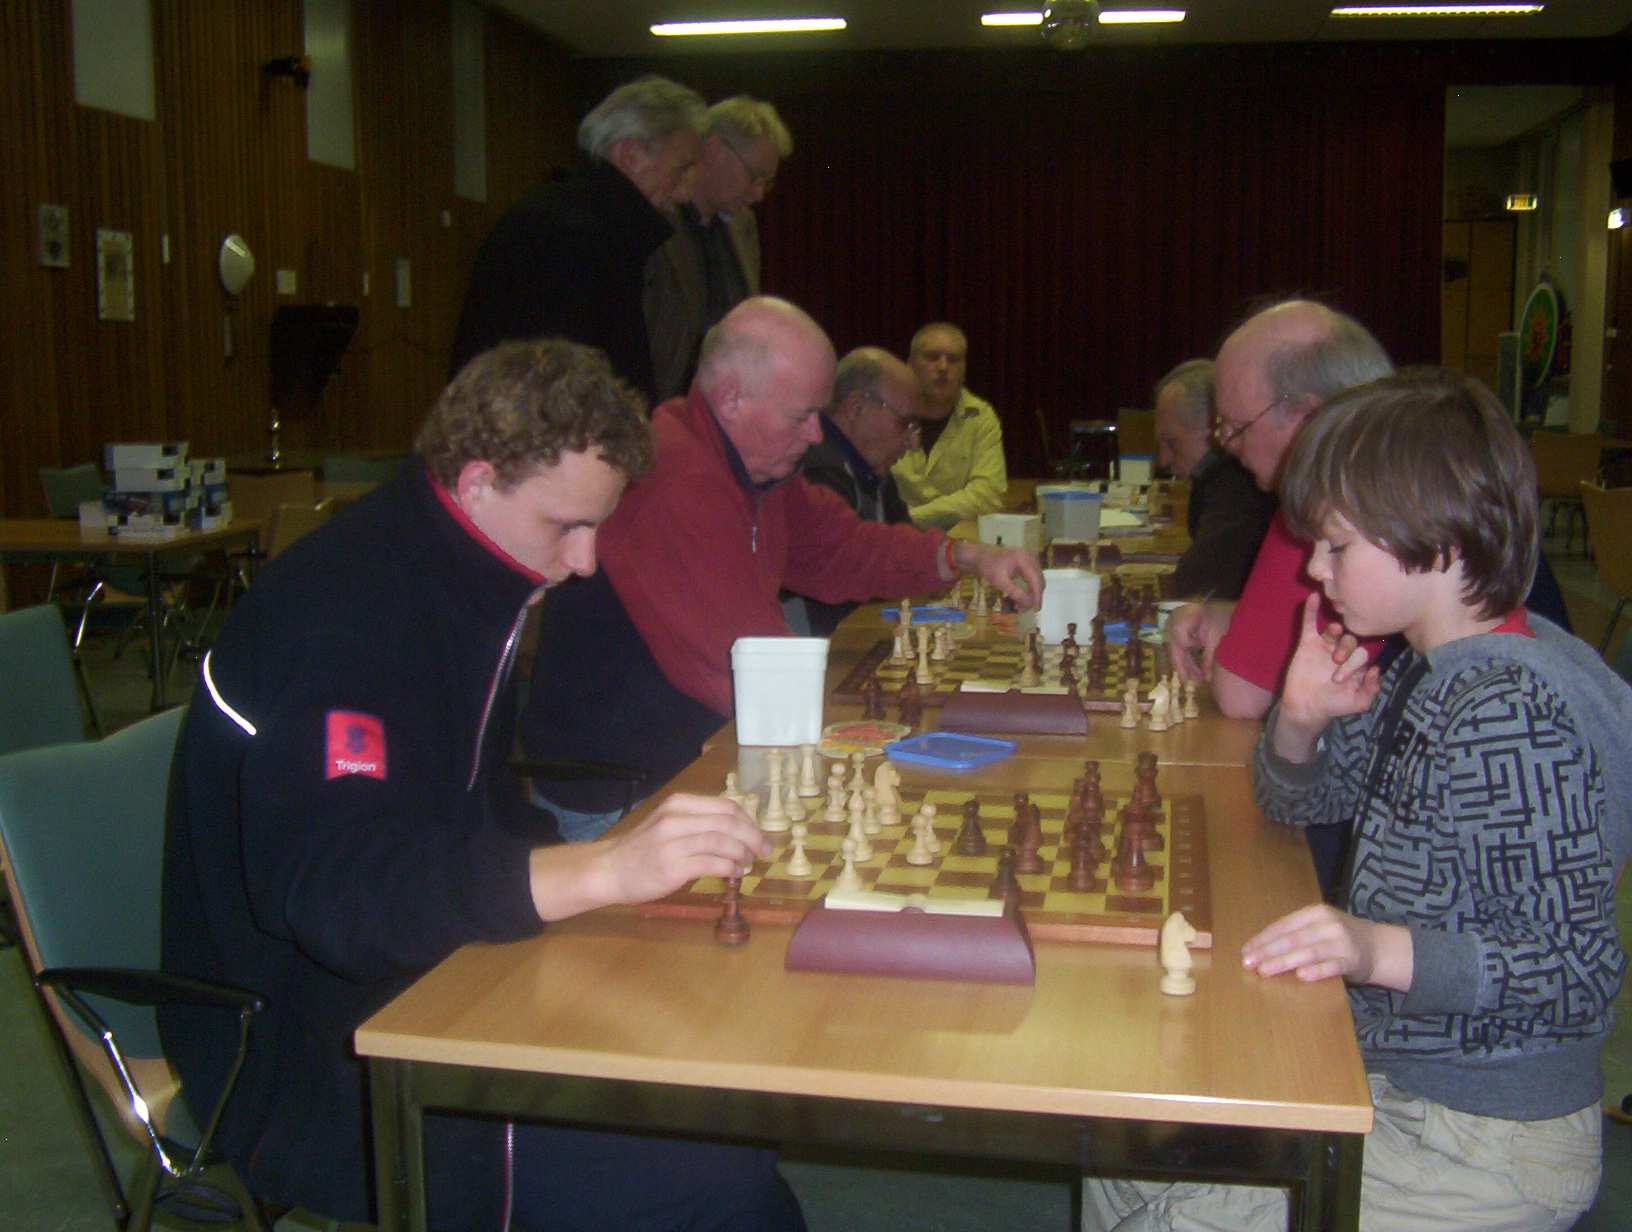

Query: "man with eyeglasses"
(1152, 357), (1277, 601)
(893, 322), (1009, 529)
(521, 298), (1043, 841)
(450, 77), (705, 396)
(646, 96), (792, 400)
(785, 346), (923, 635)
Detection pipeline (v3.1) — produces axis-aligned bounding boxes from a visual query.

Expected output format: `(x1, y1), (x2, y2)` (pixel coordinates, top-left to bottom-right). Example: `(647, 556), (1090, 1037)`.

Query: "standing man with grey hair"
(450, 76), (705, 395)
(646, 95), (793, 399)
(893, 321), (1008, 528)
(1153, 357), (1277, 601)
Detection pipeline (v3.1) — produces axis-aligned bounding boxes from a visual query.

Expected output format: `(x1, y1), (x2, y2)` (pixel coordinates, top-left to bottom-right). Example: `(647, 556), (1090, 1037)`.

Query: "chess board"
(832, 635), (1171, 712)
(641, 785), (1213, 947)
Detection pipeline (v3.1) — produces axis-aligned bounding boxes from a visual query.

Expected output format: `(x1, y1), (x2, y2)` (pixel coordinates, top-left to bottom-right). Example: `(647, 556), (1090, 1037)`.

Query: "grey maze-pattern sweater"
(1255, 615), (1632, 1122)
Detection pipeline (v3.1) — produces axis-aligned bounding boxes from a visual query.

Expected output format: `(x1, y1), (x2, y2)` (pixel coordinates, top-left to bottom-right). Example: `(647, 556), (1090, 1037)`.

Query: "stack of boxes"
(79, 442), (231, 538)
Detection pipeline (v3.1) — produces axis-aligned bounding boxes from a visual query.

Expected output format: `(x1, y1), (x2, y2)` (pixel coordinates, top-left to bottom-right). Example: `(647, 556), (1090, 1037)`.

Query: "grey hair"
(1153, 358), (1214, 431)
(707, 96), (793, 158)
(577, 76), (706, 161)
(1263, 304), (1393, 405)
(909, 321), (967, 356)
(833, 349), (889, 405)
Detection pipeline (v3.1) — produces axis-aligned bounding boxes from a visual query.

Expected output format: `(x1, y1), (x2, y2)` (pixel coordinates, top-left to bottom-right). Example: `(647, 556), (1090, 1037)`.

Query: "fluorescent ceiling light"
(1610, 207), (1627, 231)
(1331, 5), (1542, 17)
(1098, 9), (1186, 23)
(982, 9), (1186, 26)
(651, 18), (846, 37)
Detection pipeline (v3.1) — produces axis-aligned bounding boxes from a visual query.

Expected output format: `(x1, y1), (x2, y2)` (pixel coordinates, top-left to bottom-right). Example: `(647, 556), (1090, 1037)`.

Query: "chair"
(266, 499), (335, 560)
(321, 453), (406, 485)
(1531, 431), (1603, 553)
(0, 604), (93, 753)
(0, 707), (272, 1231)
(1580, 481), (1632, 654)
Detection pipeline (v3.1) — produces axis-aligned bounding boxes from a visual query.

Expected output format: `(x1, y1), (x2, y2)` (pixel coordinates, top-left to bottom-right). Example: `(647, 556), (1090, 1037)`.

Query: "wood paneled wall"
(1, 0), (586, 527)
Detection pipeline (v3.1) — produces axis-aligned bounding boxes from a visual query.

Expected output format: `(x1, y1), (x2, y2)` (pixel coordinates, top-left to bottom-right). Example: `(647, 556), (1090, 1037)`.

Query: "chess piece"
(847, 796), (874, 862)
(953, 799), (988, 856)
(833, 837), (864, 892)
(715, 877), (750, 946)
(848, 752), (867, 791)
(899, 597), (913, 628)
(783, 782), (806, 823)
(1068, 837), (1096, 892)
(906, 815), (936, 866)
(797, 744), (822, 797)
(1182, 679), (1200, 720)
(874, 760), (900, 809)
(1017, 649), (1041, 688)
(823, 766), (848, 822)
(862, 787), (883, 836)
(915, 626), (934, 684)
(1061, 622), (1079, 659)
(1119, 681), (1140, 729)
(991, 845), (1019, 901)
(721, 771), (744, 805)
(784, 823), (814, 878)
(897, 678), (924, 729)
(1145, 680), (1170, 732)
(862, 674), (885, 720)
(891, 626), (911, 663)
(931, 624), (951, 662)
(1167, 672), (1184, 725)
(1113, 828), (1155, 892)
(920, 802), (943, 854)
(1159, 911), (1199, 996)
(760, 752), (790, 832)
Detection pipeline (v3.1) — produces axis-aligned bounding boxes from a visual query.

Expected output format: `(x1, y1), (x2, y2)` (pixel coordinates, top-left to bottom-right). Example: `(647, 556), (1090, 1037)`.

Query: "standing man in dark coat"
(449, 77), (705, 397)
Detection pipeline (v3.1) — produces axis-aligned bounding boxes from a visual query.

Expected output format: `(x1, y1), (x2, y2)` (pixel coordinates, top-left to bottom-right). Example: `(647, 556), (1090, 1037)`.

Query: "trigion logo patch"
(325, 711), (387, 781)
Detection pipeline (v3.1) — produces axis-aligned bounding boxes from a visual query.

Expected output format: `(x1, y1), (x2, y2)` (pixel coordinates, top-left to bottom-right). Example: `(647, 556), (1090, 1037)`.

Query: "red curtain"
(748, 47), (1446, 475)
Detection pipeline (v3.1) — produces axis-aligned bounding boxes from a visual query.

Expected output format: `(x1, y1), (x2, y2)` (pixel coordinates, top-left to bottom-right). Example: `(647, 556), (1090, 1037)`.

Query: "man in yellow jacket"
(892, 321), (1007, 528)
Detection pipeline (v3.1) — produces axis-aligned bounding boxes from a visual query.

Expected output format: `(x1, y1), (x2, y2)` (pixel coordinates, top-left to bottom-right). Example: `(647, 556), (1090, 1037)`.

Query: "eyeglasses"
(859, 390), (921, 436)
(717, 135), (777, 191)
(1213, 395), (1287, 448)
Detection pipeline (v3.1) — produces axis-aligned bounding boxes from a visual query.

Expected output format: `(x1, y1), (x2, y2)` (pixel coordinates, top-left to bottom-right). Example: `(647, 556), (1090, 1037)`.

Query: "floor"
(3, 531), (1630, 1231)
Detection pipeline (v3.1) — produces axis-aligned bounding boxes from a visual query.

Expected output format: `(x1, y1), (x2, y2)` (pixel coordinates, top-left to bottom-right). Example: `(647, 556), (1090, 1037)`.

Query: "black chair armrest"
(511, 757), (647, 786)
(36, 967), (264, 1015)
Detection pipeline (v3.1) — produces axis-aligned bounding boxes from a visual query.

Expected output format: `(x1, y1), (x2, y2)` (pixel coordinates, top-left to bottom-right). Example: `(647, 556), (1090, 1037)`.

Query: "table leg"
(142, 550), (169, 710)
(369, 1058), (428, 1232)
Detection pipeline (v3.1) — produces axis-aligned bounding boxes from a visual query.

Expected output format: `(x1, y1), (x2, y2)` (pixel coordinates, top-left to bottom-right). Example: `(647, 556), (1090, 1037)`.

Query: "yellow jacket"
(891, 388), (1007, 528)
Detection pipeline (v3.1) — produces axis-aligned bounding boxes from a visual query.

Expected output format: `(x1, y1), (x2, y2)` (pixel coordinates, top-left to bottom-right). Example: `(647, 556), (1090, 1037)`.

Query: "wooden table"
(0, 518), (262, 709)
(358, 758), (1369, 1231)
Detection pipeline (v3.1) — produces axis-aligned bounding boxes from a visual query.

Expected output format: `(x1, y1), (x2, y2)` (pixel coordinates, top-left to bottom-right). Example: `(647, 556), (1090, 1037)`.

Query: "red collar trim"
(428, 468), (546, 585)
(1491, 608), (1535, 637)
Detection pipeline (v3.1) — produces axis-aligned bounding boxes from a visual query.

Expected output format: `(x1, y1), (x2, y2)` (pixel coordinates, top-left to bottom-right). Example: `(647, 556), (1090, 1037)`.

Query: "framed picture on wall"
(96, 227), (134, 321)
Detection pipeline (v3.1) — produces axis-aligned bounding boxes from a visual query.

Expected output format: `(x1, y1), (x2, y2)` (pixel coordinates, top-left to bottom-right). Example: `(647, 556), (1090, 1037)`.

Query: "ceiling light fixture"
(982, 7), (1185, 26)
(1331, 5), (1543, 17)
(1610, 208), (1627, 231)
(650, 17), (846, 37)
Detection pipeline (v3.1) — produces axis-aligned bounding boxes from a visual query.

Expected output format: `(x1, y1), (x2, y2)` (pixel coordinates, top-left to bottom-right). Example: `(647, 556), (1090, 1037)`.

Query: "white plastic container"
(977, 512), (1043, 551)
(731, 636), (829, 747)
(1119, 454), (1154, 485)
(1035, 484), (1104, 543)
(1036, 568), (1101, 644)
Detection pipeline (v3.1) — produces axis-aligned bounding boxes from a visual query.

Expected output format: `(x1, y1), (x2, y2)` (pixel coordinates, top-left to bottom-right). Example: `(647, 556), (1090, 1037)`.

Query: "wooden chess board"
(832, 635), (1171, 712)
(641, 785), (1213, 946)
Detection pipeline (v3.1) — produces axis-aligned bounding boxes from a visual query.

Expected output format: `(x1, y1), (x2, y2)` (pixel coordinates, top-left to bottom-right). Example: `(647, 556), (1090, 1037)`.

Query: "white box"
(1036, 568), (1101, 644)
(1035, 484), (1104, 542)
(105, 441), (188, 469)
(731, 636), (828, 747)
(976, 513), (1043, 552)
(113, 466), (192, 493)
(1119, 454), (1154, 485)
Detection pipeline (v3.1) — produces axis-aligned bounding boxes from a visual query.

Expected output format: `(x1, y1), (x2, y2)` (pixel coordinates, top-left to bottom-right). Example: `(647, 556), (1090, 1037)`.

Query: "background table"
(0, 518), (262, 709)
(358, 759), (1370, 1232)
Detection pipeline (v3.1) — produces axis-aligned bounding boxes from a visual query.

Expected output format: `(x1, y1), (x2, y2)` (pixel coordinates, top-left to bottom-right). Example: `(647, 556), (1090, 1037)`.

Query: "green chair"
(0, 708), (271, 1230)
(0, 603), (93, 750)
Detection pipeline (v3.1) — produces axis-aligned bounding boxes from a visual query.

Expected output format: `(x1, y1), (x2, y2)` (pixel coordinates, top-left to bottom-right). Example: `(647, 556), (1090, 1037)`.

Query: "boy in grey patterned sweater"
(1086, 369), (1632, 1232)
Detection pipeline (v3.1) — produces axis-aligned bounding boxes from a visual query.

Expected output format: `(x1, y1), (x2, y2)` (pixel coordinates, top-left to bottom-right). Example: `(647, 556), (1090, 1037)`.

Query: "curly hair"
(417, 339), (652, 490)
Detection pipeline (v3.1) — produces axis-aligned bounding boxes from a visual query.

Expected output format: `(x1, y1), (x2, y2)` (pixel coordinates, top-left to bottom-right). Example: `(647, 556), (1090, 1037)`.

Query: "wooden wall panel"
(1, 0), (578, 539)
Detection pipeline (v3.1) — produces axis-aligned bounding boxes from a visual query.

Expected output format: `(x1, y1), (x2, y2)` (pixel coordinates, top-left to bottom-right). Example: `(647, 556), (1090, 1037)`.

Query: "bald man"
(1152, 358), (1276, 601)
(786, 346), (922, 634)
(522, 298), (1043, 838)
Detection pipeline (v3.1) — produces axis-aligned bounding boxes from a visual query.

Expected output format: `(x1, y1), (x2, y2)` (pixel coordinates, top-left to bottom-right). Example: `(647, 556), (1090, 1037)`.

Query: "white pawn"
(722, 771), (744, 805)
(783, 782), (806, 823)
(906, 815), (936, 866)
(1119, 681), (1140, 729)
(760, 752), (789, 832)
(834, 837), (863, 892)
(891, 625), (911, 663)
(862, 786), (882, 836)
(931, 624), (951, 662)
(1167, 672), (1185, 725)
(824, 767), (848, 822)
(847, 796), (874, 861)
(784, 823), (814, 878)
(797, 744), (822, 797)
(900, 597), (914, 629)
(915, 627), (934, 684)
(848, 752), (867, 792)
(920, 802), (942, 854)
(1182, 679), (1201, 720)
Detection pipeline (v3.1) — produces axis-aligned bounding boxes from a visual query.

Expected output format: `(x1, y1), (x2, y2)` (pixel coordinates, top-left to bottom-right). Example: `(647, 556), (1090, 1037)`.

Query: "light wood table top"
(0, 517), (262, 556)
